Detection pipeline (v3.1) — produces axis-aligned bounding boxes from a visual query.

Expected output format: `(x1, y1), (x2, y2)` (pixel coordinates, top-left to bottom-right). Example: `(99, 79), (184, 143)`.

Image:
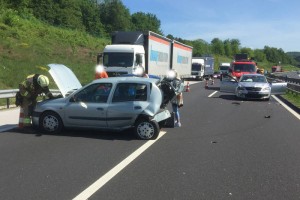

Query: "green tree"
(240, 47), (254, 58)
(211, 38), (224, 55)
(80, 0), (106, 36)
(99, 0), (132, 34)
(191, 39), (211, 57)
(166, 34), (174, 40)
(131, 12), (162, 34)
(30, 0), (60, 25)
(223, 39), (232, 57)
(230, 39), (240, 56)
(3, 0), (30, 12)
(253, 49), (266, 62)
(56, 0), (85, 30)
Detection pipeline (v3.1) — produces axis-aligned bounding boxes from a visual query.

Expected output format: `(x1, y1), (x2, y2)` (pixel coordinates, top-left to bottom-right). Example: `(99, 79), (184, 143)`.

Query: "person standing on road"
(168, 70), (184, 127)
(18, 74), (54, 127)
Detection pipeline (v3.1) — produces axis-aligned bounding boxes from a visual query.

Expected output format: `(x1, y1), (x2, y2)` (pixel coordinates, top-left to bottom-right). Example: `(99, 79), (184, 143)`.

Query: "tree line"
(0, 0), (297, 65)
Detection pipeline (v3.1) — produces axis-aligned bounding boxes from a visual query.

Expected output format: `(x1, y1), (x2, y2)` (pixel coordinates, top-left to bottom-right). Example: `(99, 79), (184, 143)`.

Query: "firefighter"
(18, 74), (54, 127)
(95, 65), (108, 79)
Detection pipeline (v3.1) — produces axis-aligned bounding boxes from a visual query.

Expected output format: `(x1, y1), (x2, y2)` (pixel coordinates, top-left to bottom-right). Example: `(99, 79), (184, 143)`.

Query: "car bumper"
(153, 109), (171, 122)
(236, 90), (270, 99)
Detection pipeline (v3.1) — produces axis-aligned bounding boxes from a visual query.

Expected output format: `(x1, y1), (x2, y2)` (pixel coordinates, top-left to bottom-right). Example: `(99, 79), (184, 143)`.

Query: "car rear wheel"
(39, 111), (63, 134)
(134, 119), (159, 140)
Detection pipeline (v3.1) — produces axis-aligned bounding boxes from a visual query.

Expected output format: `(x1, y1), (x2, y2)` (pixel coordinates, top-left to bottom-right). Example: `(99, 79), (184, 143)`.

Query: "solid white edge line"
(272, 95), (300, 120)
(73, 131), (167, 200)
(208, 91), (218, 98)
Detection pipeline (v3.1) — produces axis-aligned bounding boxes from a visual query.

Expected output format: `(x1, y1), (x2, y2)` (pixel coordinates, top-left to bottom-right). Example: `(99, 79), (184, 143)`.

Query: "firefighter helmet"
(37, 75), (49, 88)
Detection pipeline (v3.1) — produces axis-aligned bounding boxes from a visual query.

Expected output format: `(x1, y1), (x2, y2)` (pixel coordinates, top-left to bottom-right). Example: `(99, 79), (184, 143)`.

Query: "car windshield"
(233, 63), (256, 72)
(103, 52), (134, 67)
(240, 76), (267, 83)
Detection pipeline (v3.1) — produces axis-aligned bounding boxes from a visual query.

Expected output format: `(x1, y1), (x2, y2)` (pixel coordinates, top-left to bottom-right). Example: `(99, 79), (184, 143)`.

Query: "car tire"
(134, 119), (159, 140)
(39, 111), (63, 134)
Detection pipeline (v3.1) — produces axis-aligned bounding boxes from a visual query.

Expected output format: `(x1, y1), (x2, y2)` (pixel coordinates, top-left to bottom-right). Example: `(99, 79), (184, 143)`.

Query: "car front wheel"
(134, 119), (159, 140)
(39, 111), (63, 134)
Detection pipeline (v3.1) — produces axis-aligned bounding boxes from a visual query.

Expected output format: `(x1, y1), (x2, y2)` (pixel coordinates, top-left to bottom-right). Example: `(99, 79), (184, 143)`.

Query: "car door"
(220, 74), (238, 93)
(107, 82), (148, 128)
(63, 83), (112, 128)
(270, 82), (287, 94)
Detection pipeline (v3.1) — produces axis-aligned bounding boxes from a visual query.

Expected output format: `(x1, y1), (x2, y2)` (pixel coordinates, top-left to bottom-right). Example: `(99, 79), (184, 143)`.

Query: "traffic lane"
(0, 128), (150, 200)
(0, 82), (204, 200)
(90, 84), (300, 200)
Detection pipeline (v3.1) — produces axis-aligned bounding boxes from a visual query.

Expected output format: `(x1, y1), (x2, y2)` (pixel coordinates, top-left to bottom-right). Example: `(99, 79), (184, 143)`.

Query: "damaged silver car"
(32, 64), (178, 140)
(220, 74), (287, 100)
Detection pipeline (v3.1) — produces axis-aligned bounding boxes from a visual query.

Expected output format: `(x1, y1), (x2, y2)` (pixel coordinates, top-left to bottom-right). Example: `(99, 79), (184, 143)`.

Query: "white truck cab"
(101, 44), (145, 77)
(191, 58), (205, 80)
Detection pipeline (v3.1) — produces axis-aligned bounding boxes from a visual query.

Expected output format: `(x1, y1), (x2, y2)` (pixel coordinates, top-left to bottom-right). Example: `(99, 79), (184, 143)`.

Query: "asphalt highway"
(1, 80), (300, 200)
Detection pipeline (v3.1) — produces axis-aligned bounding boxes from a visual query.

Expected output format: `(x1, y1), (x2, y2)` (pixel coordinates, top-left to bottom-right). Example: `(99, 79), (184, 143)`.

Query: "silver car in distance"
(220, 74), (287, 100)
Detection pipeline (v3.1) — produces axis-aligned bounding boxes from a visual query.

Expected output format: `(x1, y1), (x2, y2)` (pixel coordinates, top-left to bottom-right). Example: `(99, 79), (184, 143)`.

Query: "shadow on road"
(8, 127), (137, 141)
(204, 86), (220, 91)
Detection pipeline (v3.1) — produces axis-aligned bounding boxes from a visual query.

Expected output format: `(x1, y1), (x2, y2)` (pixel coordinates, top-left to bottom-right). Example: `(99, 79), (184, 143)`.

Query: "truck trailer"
(97, 31), (192, 79)
(171, 40), (193, 79)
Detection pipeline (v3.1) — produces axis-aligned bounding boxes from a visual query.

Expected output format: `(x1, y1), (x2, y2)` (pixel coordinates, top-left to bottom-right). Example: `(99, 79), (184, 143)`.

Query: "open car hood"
(47, 64), (82, 97)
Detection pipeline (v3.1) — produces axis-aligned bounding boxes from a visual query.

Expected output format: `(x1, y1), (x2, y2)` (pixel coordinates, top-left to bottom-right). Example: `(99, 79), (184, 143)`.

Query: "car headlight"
(262, 87), (271, 91)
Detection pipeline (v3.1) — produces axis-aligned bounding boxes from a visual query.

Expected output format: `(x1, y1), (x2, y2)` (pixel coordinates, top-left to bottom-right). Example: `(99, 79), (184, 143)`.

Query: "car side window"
(73, 83), (112, 103)
(112, 83), (147, 102)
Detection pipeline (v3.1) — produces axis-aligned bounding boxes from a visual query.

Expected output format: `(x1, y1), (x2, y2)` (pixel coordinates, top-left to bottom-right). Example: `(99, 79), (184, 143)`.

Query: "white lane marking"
(208, 91), (218, 98)
(73, 131), (167, 200)
(272, 95), (300, 120)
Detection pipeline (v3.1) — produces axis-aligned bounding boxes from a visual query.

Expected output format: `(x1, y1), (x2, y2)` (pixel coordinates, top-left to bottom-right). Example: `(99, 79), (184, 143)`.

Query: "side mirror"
(136, 54), (143, 66)
(97, 53), (103, 64)
(69, 96), (76, 102)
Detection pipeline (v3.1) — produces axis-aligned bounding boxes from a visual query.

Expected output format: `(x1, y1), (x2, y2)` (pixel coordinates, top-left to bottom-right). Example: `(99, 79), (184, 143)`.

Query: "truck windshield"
(220, 66), (229, 70)
(233, 64), (256, 72)
(192, 63), (202, 71)
(103, 52), (134, 67)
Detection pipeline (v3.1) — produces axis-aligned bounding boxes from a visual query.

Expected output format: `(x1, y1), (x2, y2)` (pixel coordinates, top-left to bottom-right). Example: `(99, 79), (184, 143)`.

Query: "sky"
(121, 0), (300, 52)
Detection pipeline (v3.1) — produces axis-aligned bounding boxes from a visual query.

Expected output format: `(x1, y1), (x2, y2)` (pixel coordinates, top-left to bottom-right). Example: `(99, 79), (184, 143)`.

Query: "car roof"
(233, 61), (256, 64)
(241, 74), (264, 77)
(92, 77), (160, 84)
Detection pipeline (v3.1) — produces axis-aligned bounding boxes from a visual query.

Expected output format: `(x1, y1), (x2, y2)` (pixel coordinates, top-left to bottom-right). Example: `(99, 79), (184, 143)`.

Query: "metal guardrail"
(267, 74), (300, 95)
(0, 89), (60, 109)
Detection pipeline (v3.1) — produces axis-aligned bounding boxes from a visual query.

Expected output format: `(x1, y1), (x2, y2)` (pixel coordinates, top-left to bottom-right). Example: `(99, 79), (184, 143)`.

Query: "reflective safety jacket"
(95, 71), (108, 79)
(19, 74), (53, 100)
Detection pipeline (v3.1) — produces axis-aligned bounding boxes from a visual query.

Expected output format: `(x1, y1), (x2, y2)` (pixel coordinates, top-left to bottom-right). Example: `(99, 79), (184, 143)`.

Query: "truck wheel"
(134, 119), (159, 140)
(39, 111), (63, 134)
